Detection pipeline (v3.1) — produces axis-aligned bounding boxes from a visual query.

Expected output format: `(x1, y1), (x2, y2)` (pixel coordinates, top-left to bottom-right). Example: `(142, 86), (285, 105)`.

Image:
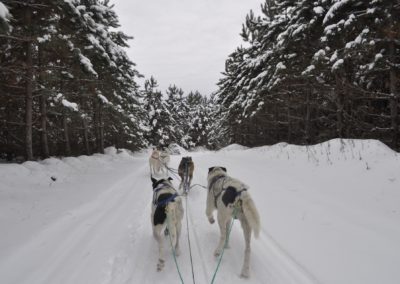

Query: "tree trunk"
(335, 75), (345, 138)
(94, 96), (104, 153)
(25, 7), (34, 160)
(287, 93), (292, 143)
(98, 101), (104, 153)
(389, 41), (398, 148)
(38, 45), (49, 158)
(63, 113), (71, 156)
(305, 86), (311, 144)
(83, 117), (90, 155)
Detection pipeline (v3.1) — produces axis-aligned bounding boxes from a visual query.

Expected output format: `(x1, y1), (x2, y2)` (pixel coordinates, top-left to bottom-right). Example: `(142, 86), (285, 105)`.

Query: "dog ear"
(168, 177), (173, 181)
(221, 167), (227, 172)
(208, 167), (215, 173)
(151, 177), (157, 186)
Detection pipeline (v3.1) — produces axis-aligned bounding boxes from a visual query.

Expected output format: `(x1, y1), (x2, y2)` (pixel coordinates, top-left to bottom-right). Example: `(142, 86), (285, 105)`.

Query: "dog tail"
(240, 191), (260, 238)
(166, 202), (178, 248)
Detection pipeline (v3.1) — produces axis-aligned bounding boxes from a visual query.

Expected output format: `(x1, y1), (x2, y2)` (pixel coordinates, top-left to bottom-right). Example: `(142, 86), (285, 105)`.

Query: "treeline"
(0, 0), (145, 160)
(141, 77), (217, 150)
(0, 1), (217, 161)
(215, 0), (400, 150)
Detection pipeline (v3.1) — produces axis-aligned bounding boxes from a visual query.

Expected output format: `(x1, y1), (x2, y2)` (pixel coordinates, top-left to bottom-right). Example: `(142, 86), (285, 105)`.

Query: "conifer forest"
(0, 0), (399, 161)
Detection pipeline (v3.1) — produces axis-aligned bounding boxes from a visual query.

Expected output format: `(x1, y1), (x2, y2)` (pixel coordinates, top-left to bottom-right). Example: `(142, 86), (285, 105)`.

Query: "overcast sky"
(111, 0), (263, 96)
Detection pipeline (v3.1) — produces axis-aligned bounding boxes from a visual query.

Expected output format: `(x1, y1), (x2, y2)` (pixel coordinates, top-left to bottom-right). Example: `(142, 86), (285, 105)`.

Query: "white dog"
(206, 167), (260, 278)
(149, 148), (170, 176)
(159, 149), (170, 172)
(151, 177), (184, 271)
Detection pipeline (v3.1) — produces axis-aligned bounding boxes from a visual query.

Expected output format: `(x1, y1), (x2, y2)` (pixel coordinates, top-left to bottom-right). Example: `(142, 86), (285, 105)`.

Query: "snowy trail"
(98, 154), (321, 284)
(0, 159), (150, 284)
(1, 141), (399, 284)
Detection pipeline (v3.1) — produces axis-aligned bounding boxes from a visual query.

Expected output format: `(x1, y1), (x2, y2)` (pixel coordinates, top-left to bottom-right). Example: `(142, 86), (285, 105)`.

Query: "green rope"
(210, 206), (239, 284)
(166, 212), (185, 284)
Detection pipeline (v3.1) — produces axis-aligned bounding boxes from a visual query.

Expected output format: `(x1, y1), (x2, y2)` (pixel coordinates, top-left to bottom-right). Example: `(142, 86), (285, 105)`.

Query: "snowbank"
(218, 143), (249, 152)
(0, 147), (132, 186)
(235, 139), (398, 166)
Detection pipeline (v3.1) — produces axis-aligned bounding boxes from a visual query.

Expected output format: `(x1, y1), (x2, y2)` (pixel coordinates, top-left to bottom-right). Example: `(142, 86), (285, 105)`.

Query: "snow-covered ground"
(0, 139), (399, 284)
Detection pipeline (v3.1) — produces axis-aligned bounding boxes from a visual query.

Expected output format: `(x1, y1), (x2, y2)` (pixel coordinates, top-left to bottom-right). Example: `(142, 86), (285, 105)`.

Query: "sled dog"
(178, 156), (194, 192)
(149, 148), (162, 176)
(151, 177), (183, 271)
(206, 167), (260, 278)
(159, 149), (170, 172)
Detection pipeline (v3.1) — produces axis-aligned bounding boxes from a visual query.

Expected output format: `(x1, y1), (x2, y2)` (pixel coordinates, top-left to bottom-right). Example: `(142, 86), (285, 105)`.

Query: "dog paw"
(240, 269), (250, 278)
(214, 249), (221, 257)
(208, 216), (215, 224)
(157, 259), (165, 271)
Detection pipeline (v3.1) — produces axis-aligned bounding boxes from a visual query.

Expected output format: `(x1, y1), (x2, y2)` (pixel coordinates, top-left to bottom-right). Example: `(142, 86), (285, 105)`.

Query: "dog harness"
(153, 183), (178, 206)
(209, 175), (247, 208)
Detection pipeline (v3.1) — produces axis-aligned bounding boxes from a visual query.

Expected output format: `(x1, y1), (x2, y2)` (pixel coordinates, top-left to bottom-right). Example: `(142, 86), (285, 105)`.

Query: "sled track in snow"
(254, 228), (321, 284)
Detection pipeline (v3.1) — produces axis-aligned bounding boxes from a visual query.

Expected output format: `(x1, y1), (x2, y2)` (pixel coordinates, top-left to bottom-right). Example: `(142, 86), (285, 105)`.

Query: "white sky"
(111, 0), (263, 96)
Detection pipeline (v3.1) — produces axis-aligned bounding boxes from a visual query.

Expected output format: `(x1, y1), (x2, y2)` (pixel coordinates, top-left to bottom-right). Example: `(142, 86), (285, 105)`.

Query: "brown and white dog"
(206, 167), (260, 278)
(151, 177), (184, 271)
(178, 156), (194, 192)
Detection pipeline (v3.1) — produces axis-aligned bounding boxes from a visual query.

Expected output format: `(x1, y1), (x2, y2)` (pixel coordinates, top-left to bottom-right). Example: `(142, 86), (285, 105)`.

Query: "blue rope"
(185, 194), (196, 284)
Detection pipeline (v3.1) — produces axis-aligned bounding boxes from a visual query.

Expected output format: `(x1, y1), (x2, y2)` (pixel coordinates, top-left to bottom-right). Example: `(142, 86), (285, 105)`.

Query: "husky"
(206, 167), (260, 278)
(178, 156), (194, 192)
(159, 149), (170, 172)
(151, 177), (184, 271)
(149, 148), (162, 176)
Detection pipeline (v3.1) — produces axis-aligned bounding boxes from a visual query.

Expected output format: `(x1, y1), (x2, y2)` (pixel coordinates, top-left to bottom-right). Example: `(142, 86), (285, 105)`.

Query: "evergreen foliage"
(215, 0), (400, 150)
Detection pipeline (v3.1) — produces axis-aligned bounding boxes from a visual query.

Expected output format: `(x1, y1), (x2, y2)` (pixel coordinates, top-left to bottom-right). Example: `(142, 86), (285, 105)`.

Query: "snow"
(62, 99), (78, 111)
(0, 1), (9, 21)
(313, 6), (324, 15)
(323, 0), (351, 25)
(218, 143), (249, 152)
(79, 54), (98, 77)
(1, 140), (400, 284)
(332, 58), (344, 71)
(302, 65), (315, 75)
(276, 62), (287, 71)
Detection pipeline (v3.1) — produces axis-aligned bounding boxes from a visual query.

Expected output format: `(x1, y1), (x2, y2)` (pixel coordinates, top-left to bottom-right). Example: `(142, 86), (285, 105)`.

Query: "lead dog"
(178, 156), (194, 192)
(149, 148), (162, 176)
(159, 149), (170, 172)
(151, 177), (183, 271)
(206, 167), (260, 278)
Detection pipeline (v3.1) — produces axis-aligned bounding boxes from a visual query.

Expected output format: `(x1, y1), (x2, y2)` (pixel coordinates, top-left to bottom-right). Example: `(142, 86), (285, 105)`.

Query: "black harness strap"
(208, 175), (226, 208)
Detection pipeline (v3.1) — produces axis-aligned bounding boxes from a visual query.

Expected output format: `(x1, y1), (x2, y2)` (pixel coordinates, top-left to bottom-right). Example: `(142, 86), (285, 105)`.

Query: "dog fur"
(206, 167), (260, 278)
(159, 150), (170, 170)
(149, 148), (170, 176)
(178, 156), (194, 192)
(151, 177), (184, 271)
(149, 148), (162, 176)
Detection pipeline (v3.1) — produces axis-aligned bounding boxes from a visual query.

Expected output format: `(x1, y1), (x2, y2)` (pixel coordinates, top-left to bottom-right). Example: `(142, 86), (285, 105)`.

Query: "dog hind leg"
(239, 216), (251, 278)
(153, 225), (165, 271)
(214, 211), (229, 257)
(175, 215), (182, 256)
(206, 192), (215, 224)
